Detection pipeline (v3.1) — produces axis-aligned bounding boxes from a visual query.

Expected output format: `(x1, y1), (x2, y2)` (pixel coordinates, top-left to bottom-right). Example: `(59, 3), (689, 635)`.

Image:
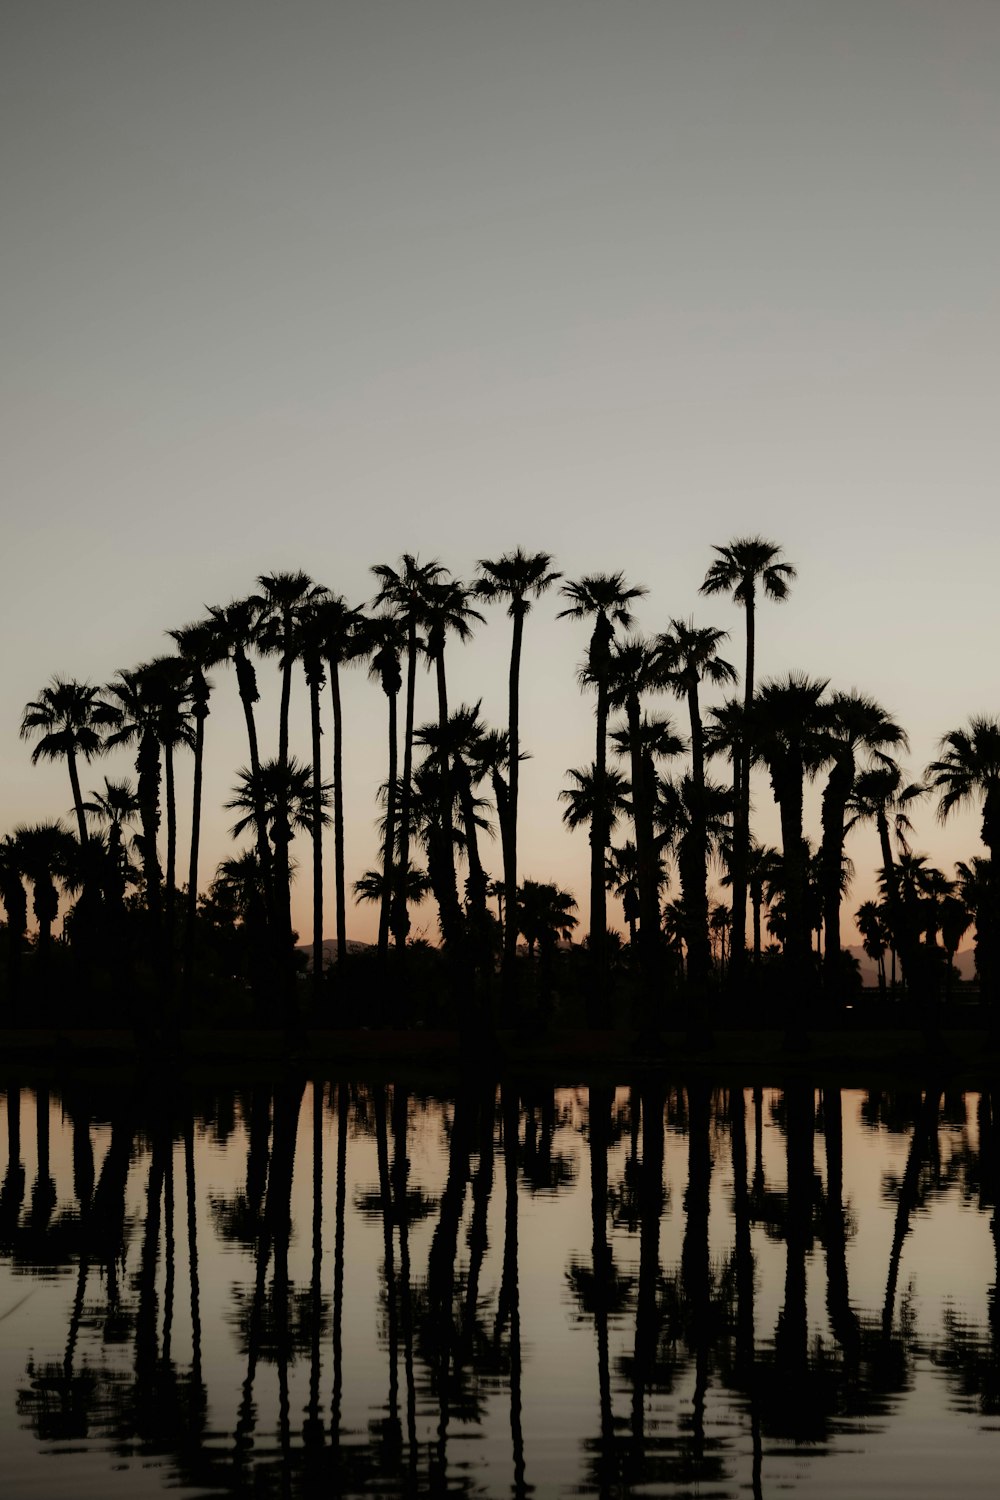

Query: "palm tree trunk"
(433, 650), (465, 958)
(685, 681), (712, 1022)
(392, 622), (419, 949)
(234, 648), (273, 904)
(183, 701), (206, 999)
(67, 749), (88, 847)
(279, 628), (293, 770)
(589, 676), (610, 1024)
(820, 759), (852, 999)
(730, 592), (755, 986)
(164, 742), (177, 987)
(309, 673), (324, 997)
(503, 607), (525, 999)
(329, 663), (347, 964)
(628, 695), (660, 1025)
(378, 690), (399, 963)
(136, 729), (163, 931)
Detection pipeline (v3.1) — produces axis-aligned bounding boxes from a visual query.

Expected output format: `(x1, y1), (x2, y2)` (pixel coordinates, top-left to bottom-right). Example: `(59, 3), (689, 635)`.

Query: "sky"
(2, 0), (999, 947)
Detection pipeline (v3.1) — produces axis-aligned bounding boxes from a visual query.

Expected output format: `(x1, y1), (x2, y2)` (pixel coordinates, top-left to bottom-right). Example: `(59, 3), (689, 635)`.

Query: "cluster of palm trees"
(4, 538), (1000, 1032)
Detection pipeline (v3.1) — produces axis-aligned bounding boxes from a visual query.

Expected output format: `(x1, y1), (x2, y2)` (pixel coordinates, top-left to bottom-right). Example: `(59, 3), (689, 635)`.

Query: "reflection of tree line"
(3, 1081), (1000, 1495)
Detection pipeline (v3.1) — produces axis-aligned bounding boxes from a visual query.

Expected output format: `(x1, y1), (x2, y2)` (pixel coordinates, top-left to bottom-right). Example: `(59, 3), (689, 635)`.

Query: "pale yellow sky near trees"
(2, 1), (998, 946)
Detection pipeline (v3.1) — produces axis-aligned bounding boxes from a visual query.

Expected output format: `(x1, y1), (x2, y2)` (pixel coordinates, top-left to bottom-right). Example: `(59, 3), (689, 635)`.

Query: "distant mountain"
(296, 938), (373, 970)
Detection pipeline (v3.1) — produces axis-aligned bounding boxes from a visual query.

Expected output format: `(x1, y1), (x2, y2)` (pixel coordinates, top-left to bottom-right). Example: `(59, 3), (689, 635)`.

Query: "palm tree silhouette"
(700, 538), (795, 985)
(205, 597), (275, 924)
(0, 836), (28, 1008)
(475, 550), (561, 1003)
(168, 619), (217, 997)
(13, 820), (79, 977)
(311, 595), (367, 964)
(928, 716), (1000, 1028)
(750, 673), (830, 1027)
(421, 577), (485, 949)
(849, 762), (924, 998)
(819, 691), (907, 998)
(371, 555), (446, 951)
(608, 637), (679, 1002)
(360, 612), (406, 962)
(559, 573), (646, 1016)
(296, 596), (332, 994)
(656, 620), (737, 1018)
(20, 678), (115, 847)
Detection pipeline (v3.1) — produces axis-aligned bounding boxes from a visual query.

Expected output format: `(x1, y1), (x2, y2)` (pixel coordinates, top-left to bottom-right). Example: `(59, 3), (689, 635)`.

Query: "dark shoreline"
(1, 1025), (994, 1088)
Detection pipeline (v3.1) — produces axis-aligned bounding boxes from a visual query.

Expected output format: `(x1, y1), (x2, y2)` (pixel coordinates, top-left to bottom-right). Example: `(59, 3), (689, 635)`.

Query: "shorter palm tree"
(13, 822), (80, 969)
(20, 679), (115, 845)
(0, 836), (28, 1007)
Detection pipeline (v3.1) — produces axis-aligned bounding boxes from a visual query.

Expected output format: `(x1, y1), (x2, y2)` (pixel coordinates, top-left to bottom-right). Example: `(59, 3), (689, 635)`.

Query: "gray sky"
(3, 0), (999, 942)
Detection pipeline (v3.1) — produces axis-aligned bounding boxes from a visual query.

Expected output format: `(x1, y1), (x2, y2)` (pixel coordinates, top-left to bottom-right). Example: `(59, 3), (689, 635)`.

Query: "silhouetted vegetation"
(4, 538), (997, 1046)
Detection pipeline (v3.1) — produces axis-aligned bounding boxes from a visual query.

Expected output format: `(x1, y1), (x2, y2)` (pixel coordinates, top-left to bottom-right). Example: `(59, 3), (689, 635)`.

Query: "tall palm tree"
(312, 595), (367, 964)
(700, 538), (796, 984)
(168, 619), (217, 993)
(819, 691), (907, 995)
(559, 573), (646, 1014)
(205, 597), (274, 917)
(750, 672), (830, 1021)
(475, 550), (561, 1000)
(927, 716), (1000, 1025)
(371, 555), (446, 950)
(20, 678), (115, 846)
(655, 620), (737, 1008)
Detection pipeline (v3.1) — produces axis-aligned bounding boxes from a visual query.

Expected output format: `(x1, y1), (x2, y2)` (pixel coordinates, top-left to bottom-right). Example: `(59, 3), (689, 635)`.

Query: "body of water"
(0, 1077), (996, 1497)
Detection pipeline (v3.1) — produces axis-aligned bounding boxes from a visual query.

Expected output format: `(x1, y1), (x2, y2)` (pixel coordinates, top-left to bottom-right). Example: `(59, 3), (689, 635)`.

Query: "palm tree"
(559, 764), (631, 837)
(20, 678), (115, 846)
(700, 538), (796, 984)
(312, 595), (367, 964)
(750, 673), (830, 1018)
(849, 763), (924, 997)
(856, 899), (888, 993)
(254, 572), (322, 769)
(475, 550), (561, 999)
(14, 821), (79, 969)
(0, 836), (28, 1008)
(818, 691), (907, 995)
(421, 579), (485, 941)
(605, 841), (641, 948)
(559, 574), (646, 1012)
(361, 613), (406, 961)
(415, 703), (495, 971)
(104, 666), (167, 929)
(656, 620), (737, 1007)
(296, 597), (332, 994)
(515, 880), (578, 960)
(205, 597), (275, 918)
(226, 756), (330, 986)
(353, 864), (431, 910)
(168, 619), (217, 993)
(82, 777), (141, 911)
(927, 716), (1000, 1025)
(143, 655), (196, 976)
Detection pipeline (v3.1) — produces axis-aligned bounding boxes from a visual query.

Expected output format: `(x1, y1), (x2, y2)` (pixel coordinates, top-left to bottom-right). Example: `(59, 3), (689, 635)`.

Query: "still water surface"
(0, 1079), (997, 1497)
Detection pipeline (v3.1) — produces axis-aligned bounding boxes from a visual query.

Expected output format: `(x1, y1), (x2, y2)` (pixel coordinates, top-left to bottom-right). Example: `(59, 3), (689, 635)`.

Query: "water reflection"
(1, 1079), (999, 1496)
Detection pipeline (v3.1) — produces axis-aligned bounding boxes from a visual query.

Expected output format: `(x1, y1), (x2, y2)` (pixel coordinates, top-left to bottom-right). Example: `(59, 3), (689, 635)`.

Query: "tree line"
(3, 536), (998, 1039)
